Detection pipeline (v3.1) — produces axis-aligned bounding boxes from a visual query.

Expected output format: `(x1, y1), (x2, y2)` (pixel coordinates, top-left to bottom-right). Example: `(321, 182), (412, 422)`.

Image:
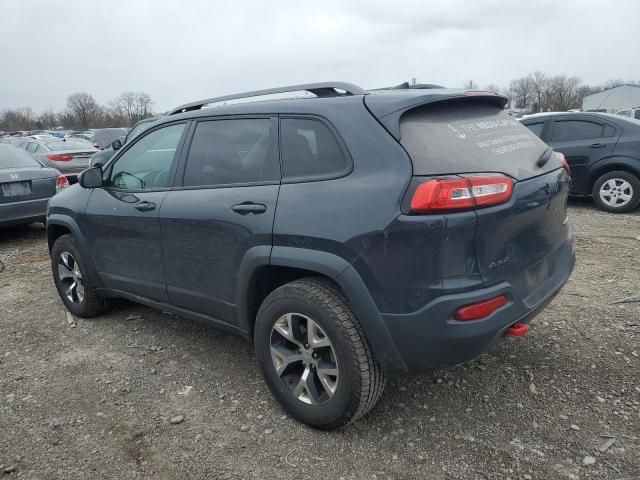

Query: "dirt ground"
(0, 199), (638, 480)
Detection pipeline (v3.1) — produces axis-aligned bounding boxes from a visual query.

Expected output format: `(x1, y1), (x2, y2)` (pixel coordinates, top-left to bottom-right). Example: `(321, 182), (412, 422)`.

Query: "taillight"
(47, 154), (73, 162)
(454, 295), (508, 321)
(557, 152), (570, 175)
(410, 175), (513, 213)
(55, 175), (69, 190)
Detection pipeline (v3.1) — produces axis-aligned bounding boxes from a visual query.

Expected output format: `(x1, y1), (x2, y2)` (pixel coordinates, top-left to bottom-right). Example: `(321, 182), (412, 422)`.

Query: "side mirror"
(112, 138), (123, 150)
(78, 167), (103, 189)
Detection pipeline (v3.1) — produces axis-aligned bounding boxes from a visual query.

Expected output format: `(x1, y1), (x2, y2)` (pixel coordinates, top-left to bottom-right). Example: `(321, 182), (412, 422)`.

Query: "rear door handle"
(589, 143), (606, 148)
(134, 201), (156, 212)
(231, 202), (267, 215)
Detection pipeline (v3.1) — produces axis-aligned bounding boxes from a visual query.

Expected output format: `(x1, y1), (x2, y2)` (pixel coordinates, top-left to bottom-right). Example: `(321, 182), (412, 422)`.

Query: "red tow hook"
(505, 322), (529, 337)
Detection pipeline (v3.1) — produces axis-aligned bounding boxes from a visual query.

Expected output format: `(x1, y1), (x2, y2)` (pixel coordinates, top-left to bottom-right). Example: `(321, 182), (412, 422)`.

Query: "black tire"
(254, 277), (385, 429)
(51, 234), (110, 317)
(592, 170), (640, 213)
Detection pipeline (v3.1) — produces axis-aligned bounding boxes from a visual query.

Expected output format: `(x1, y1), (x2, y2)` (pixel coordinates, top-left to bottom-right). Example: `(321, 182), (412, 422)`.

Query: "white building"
(582, 84), (640, 112)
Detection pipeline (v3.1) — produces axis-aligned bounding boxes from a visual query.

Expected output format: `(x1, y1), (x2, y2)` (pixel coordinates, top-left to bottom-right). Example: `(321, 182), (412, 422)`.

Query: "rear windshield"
(45, 140), (93, 151)
(0, 146), (41, 168)
(399, 102), (551, 180)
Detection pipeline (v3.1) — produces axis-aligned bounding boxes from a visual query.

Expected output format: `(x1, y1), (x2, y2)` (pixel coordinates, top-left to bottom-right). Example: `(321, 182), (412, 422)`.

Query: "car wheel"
(51, 234), (111, 317)
(254, 278), (385, 429)
(592, 171), (640, 213)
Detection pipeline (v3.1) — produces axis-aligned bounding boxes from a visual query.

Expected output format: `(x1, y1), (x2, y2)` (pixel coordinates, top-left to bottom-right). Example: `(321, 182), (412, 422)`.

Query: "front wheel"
(254, 278), (385, 429)
(592, 171), (640, 213)
(51, 234), (111, 317)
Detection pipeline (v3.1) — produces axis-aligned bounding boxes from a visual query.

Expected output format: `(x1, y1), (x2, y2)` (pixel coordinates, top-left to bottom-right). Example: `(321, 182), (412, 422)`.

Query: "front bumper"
(381, 235), (576, 371)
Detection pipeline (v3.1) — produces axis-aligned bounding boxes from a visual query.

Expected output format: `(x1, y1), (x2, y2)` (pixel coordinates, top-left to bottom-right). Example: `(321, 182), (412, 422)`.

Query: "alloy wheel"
(599, 178), (634, 208)
(57, 251), (85, 304)
(270, 313), (339, 405)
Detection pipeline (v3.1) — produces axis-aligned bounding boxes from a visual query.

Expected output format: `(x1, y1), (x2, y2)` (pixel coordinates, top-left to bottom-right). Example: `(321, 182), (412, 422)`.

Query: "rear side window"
(525, 122), (544, 138)
(399, 102), (549, 178)
(183, 119), (278, 187)
(635, 111), (640, 120)
(551, 120), (603, 141)
(280, 118), (348, 180)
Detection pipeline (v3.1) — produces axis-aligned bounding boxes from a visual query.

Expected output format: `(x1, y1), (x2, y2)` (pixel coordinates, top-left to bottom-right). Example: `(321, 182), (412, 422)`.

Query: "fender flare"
(588, 156), (640, 190)
(236, 245), (407, 373)
(46, 214), (103, 288)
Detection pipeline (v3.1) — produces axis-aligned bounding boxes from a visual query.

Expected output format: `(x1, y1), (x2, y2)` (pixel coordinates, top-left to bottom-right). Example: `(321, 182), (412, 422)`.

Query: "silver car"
(19, 138), (98, 181)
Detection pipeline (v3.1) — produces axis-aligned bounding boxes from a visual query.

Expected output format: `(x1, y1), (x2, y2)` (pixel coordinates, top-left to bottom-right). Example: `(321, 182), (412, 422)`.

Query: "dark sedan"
(521, 112), (640, 212)
(0, 144), (68, 227)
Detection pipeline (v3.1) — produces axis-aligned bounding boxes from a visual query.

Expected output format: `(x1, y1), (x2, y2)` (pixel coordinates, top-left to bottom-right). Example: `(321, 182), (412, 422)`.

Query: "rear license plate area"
(1, 181), (31, 197)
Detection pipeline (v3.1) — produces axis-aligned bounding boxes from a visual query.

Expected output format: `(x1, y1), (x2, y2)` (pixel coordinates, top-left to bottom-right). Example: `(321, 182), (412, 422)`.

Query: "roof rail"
(168, 82), (366, 115)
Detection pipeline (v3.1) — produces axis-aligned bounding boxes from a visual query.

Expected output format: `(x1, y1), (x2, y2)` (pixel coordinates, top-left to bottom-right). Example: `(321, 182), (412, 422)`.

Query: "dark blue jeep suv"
(47, 82), (575, 429)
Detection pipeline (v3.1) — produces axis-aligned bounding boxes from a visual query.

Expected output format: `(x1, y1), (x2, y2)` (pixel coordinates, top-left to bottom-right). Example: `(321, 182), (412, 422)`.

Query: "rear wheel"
(254, 278), (385, 429)
(51, 234), (111, 317)
(592, 171), (640, 213)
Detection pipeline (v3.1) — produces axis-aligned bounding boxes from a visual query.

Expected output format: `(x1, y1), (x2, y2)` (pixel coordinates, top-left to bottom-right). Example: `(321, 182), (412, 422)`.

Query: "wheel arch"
(588, 157), (640, 193)
(236, 246), (407, 373)
(46, 215), (103, 287)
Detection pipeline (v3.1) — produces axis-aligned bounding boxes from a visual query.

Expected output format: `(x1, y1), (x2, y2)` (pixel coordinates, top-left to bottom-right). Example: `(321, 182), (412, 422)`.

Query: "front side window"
(108, 123), (185, 190)
(183, 118), (277, 187)
(280, 118), (348, 180)
(551, 120), (603, 142)
(617, 110), (631, 117)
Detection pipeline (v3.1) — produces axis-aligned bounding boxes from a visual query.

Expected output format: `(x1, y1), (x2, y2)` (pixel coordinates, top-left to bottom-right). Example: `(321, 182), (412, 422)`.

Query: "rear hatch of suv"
(365, 91), (572, 304)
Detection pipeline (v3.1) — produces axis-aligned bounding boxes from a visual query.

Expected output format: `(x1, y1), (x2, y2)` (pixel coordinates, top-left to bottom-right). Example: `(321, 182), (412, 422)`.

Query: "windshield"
(127, 121), (155, 142)
(0, 145), (41, 168)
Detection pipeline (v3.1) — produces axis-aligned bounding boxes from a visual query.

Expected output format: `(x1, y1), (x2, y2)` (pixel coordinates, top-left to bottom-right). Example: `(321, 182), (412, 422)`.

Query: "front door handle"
(589, 143), (606, 148)
(231, 202), (267, 215)
(134, 201), (156, 212)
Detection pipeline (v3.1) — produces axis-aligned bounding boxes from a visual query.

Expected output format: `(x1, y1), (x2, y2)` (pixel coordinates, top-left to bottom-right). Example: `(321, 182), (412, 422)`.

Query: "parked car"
(0, 144), (68, 227)
(90, 116), (162, 167)
(47, 82), (575, 429)
(520, 112), (640, 212)
(90, 128), (128, 150)
(0, 137), (27, 146)
(616, 108), (640, 120)
(19, 138), (98, 182)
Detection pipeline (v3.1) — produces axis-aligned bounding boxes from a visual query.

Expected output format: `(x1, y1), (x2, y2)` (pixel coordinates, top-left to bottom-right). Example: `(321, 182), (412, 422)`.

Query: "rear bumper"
(381, 235), (575, 372)
(0, 198), (49, 227)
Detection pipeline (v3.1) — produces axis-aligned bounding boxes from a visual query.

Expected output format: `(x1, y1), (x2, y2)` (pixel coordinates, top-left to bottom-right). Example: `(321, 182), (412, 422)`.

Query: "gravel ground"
(0, 200), (639, 480)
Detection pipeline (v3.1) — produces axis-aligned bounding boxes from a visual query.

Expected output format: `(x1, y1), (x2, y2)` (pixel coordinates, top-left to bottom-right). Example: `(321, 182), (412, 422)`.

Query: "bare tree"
(545, 75), (582, 111)
(0, 107), (36, 130)
(510, 75), (534, 110)
(39, 110), (58, 129)
(463, 80), (478, 90)
(114, 91), (155, 126)
(530, 71), (548, 112)
(66, 92), (99, 129)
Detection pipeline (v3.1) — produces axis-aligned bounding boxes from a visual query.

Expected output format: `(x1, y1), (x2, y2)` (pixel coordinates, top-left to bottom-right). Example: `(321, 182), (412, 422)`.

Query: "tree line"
(0, 91), (155, 132)
(482, 74), (637, 113)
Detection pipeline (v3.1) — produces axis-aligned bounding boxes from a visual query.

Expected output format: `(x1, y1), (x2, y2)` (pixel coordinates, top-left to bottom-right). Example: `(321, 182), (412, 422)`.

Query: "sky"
(1, 0), (638, 113)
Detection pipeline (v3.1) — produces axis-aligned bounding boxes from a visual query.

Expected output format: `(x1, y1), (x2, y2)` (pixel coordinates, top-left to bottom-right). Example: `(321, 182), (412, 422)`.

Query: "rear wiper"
(536, 148), (553, 168)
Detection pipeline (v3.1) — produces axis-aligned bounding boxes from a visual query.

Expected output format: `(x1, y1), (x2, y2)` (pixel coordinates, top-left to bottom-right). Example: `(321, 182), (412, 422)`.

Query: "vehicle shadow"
(0, 221), (46, 244)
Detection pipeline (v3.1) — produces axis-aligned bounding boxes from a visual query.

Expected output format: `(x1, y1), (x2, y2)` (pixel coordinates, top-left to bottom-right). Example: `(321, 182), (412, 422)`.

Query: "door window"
(108, 123), (185, 190)
(551, 120), (604, 141)
(26, 142), (38, 153)
(182, 118), (278, 187)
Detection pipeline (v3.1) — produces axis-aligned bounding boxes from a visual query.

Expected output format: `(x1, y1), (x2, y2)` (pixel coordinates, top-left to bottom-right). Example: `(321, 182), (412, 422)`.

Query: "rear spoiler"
(364, 90), (508, 141)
